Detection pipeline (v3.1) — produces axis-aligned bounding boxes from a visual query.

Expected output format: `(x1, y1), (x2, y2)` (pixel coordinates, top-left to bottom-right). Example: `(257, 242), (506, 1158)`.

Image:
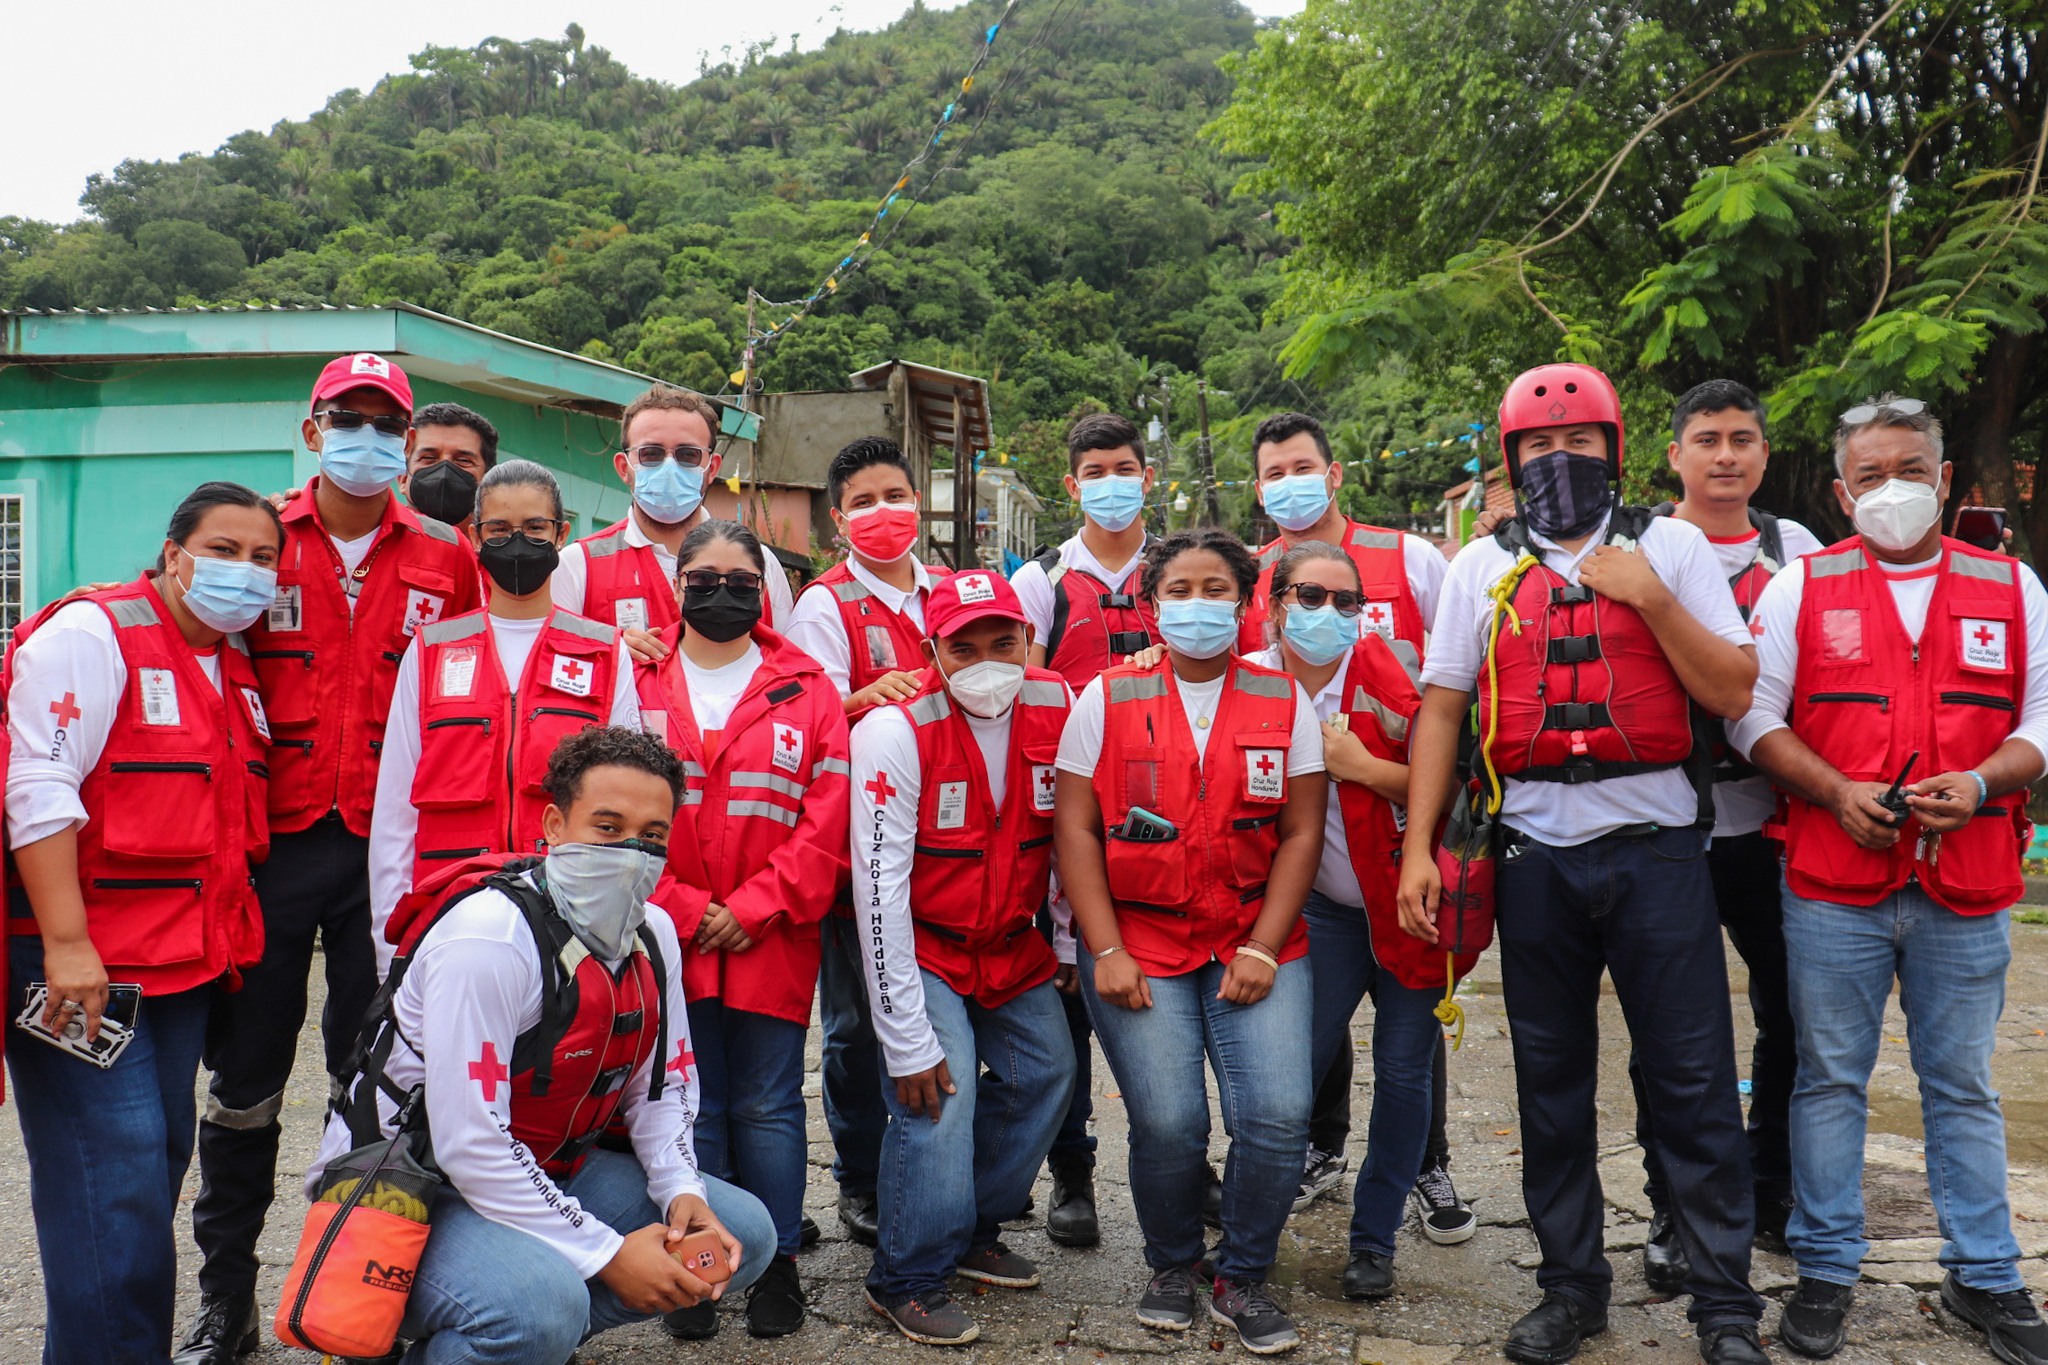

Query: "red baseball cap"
(311, 352), (414, 415)
(925, 570), (1029, 639)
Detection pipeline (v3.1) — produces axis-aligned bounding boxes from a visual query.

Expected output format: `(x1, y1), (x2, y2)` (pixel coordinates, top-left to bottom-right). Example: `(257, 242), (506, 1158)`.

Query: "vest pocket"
(1930, 802), (2026, 903)
(251, 648), (319, 728)
(1798, 691), (1893, 780)
(413, 717), (496, 808)
(1226, 812), (1283, 888)
(101, 761), (217, 858)
(86, 877), (205, 967)
(1934, 691), (2016, 776)
(1104, 828), (1190, 913)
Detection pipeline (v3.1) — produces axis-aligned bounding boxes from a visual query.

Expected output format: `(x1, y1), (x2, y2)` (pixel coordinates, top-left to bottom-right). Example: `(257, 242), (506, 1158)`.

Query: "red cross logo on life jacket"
(48, 693), (81, 728)
(666, 1039), (696, 1083)
(865, 771), (897, 806)
(468, 1042), (511, 1101)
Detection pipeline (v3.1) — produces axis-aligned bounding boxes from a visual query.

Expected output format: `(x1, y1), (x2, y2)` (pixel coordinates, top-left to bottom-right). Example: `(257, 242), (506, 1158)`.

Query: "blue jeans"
(1082, 951), (1313, 1285)
(819, 913), (885, 1195)
(398, 1150), (774, 1363)
(687, 999), (808, 1257)
(6, 934), (213, 1363)
(1781, 881), (2024, 1292)
(1049, 980), (1098, 1165)
(868, 973), (1074, 1306)
(1303, 893), (1442, 1257)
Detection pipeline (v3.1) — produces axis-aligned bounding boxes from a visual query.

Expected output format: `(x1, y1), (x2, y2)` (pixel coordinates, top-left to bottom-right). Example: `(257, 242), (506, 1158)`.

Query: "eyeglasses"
(1839, 397), (1928, 426)
(1279, 583), (1364, 616)
(681, 569), (763, 592)
(628, 443), (712, 469)
(320, 409), (410, 438)
(477, 518), (563, 545)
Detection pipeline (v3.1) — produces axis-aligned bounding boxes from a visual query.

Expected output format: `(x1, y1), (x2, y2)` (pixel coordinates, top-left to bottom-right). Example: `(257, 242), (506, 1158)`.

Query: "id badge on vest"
(239, 686), (271, 741)
(437, 645), (480, 701)
(139, 668), (181, 727)
(936, 780), (969, 830)
(864, 625), (899, 672)
(265, 585), (303, 633)
(614, 597), (649, 634)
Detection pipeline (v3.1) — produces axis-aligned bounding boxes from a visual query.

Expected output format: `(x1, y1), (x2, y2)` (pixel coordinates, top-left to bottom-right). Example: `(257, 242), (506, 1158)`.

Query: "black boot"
(1643, 1207), (1691, 1296)
(172, 1292), (258, 1365)
(837, 1187), (879, 1247)
(1047, 1158), (1100, 1248)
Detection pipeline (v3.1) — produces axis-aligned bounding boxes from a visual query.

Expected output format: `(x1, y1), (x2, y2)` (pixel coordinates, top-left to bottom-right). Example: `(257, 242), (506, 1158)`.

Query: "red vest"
(1481, 517), (1692, 783)
(1241, 520), (1426, 667)
(802, 561), (948, 697)
(11, 577), (270, 994)
(409, 609), (618, 872)
(639, 626), (851, 1025)
(1091, 657), (1308, 975)
(575, 520), (680, 634)
(1783, 537), (2029, 915)
(247, 480), (481, 836)
(898, 671), (1067, 1007)
(1033, 548), (1156, 688)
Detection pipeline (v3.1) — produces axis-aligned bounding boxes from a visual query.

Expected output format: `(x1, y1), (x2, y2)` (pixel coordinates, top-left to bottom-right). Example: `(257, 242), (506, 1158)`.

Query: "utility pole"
(1195, 379), (1221, 525)
(950, 391), (973, 571)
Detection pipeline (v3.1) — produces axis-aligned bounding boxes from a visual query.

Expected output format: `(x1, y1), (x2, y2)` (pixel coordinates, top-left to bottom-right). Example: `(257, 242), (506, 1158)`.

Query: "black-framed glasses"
(320, 409), (411, 438)
(1839, 397), (1928, 426)
(1280, 583), (1365, 615)
(477, 518), (563, 545)
(628, 443), (712, 469)
(681, 569), (763, 592)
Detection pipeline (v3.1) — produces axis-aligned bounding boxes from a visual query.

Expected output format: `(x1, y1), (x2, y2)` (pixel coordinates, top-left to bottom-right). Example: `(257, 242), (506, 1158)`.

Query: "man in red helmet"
(1397, 364), (1766, 1365)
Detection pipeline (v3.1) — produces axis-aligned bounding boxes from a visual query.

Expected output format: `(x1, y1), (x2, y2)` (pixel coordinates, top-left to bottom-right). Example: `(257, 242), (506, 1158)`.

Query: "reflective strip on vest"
(1109, 674), (1168, 703)
(549, 611), (616, 644)
(1351, 687), (1410, 743)
(423, 615), (488, 645)
(1807, 548), (1866, 579)
(1233, 671), (1292, 699)
(831, 580), (869, 603)
(584, 531), (625, 559)
(682, 790), (703, 806)
(225, 633), (251, 657)
(680, 760), (707, 778)
(1257, 542), (1284, 568)
(107, 596), (160, 628)
(1018, 679), (1068, 708)
(417, 518), (460, 545)
(732, 770), (806, 799)
(1386, 638), (1421, 686)
(908, 691), (952, 725)
(1952, 554), (2015, 584)
(1349, 527), (1402, 551)
(812, 756), (851, 779)
(728, 799), (798, 827)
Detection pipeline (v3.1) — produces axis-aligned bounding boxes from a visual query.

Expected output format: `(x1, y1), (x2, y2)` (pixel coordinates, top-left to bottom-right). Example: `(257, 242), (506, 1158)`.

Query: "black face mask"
(1514, 451), (1614, 541)
(681, 584), (763, 643)
(408, 461), (478, 526)
(478, 534), (560, 597)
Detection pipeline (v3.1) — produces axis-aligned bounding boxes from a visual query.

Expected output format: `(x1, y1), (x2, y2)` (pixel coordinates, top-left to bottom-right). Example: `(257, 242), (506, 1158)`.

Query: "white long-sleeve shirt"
(307, 879), (703, 1279)
(368, 614), (641, 976)
(5, 601), (225, 849)
(783, 558), (936, 697)
(552, 514), (794, 631)
(1728, 546), (2048, 779)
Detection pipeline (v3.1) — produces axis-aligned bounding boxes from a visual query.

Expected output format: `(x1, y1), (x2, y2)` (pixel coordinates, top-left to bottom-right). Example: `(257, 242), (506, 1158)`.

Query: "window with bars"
(0, 495), (23, 649)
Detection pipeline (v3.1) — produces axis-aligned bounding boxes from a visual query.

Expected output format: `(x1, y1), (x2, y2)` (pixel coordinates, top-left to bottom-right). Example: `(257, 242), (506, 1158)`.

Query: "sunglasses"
(320, 409), (410, 439)
(477, 518), (563, 546)
(680, 570), (763, 592)
(1839, 397), (1928, 426)
(629, 443), (712, 469)
(1279, 583), (1364, 616)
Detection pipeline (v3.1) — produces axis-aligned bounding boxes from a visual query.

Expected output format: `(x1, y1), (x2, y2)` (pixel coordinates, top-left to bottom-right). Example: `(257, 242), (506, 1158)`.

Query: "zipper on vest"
(427, 716), (492, 732)
(91, 877), (203, 891)
(109, 761), (212, 780)
(1805, 692), (1889, 710)
(252, 649), (315, 669)
(529, 707), (601, 724)
(1940, 691), (2015, 710)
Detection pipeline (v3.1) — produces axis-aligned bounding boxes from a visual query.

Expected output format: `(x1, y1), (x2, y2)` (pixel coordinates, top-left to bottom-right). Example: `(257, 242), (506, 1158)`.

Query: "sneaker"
(1201, 1164), (1224, 1230)
(1410, 1156), (1477, 1245)
(1209, 1276), (1301, 1355)
(745, 1255), (806, 1338)
(1292, 1145), (1348, 1214)
(955, 1240), (1041, 1288)
(1136, 1264), (1202, 1332)
(1777, 1277), (1853, 1359)
(866, 1286), (979, 1346)
(661, 1300), (718, 1341)
(1939, 1272), (2048, 1365)
(1343, 1250), (1396, 1300)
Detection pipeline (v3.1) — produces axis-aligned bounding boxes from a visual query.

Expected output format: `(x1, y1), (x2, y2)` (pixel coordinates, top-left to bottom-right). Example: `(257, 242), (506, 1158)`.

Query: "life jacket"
(896, 671), (1067, 1007)
(1032, 546), (1156, 688)
(637, 624), (851, 1025)
(1241, 520), (1425, 674)
(408, 609), (618, 872)
(1480, 508), (1694, 785)
(801, 560), (949, 698)
(246, 479), (479, 836)
(575, 520), (679, 635)
(1781, 537), (2030, 916)
(351, 857), (669, 1180)
(1091, 657), (1308, 975)
(6, 576), (270, 994)
(1652, 503), (1786, 785)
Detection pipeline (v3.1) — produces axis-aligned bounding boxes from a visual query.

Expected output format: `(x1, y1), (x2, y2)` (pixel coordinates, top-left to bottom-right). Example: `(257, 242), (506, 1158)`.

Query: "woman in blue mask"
(1051, 528), (1328, 1356)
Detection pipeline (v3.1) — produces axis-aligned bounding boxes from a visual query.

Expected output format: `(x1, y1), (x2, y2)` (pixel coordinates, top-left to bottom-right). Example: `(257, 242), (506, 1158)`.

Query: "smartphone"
(1956, 506), (2007, 552)
(14, 983), (143, 1069)
(1118, 805), (1179, 843)
(672, 1228), (733, 1284)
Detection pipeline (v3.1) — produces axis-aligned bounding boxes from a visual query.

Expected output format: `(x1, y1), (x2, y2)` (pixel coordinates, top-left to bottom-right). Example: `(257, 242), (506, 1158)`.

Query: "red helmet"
(1498, 363), (1623, 480)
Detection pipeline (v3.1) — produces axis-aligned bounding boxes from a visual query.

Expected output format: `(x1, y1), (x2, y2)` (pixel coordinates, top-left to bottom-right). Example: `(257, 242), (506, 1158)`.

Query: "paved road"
(2, 930), (2044, 1364)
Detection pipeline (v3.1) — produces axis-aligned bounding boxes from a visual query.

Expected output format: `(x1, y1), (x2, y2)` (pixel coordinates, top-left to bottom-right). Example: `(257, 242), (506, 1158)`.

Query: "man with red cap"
(1395, 364), (1767, 1365)
(846, 569), (1076, 1347)
(178, 353), (482, 1364)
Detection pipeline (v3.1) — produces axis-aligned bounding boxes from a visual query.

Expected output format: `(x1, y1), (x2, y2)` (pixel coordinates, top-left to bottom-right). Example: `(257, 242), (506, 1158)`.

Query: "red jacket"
(10, 577), (270, 994)
(409, 609), (619, 871)
(575, 520), (680, 634)
(1783, 537), (2030, 915)
(247, 479), (481, 835)
(1031, 549), (1156, 688)
(899, 670), (1067, 1008)
(1240, 520), (1425, 667)
(640, 626), (851, 1025)
(802, 560), (949, 699)
(1090, 657), (1307, 975)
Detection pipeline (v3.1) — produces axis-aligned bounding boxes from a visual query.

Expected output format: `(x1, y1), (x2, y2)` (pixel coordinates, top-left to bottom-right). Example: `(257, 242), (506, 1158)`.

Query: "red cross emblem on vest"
(772, 722), (804, 775)
(550, 653), (594, 697)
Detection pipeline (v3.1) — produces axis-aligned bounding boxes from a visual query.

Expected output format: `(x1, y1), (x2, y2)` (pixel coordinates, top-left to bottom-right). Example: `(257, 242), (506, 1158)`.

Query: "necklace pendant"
(1196, 715), (1211, 729)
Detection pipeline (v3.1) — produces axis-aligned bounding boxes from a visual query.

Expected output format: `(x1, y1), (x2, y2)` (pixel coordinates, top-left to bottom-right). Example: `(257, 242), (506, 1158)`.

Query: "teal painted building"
(0, 303), (675, 642)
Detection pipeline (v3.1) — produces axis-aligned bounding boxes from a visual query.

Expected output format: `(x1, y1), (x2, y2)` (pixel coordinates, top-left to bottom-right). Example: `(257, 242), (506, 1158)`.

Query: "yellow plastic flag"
(729, 370), (747, 387)
(1380, 448), (1392, 460)
(962, 75), (974, 92)
(724, 476), (743, 494)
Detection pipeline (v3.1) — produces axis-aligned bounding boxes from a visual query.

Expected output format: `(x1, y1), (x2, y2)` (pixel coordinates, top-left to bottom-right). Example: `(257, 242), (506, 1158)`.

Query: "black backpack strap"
(1607, 504), (1657, 543)
(1650, 500), (1677, 518)
(1749, 507), (1783, 568)
(637, 922), (671, 1103)
(501, 869), (576, 1098)
(1035, 547), (1070, 661)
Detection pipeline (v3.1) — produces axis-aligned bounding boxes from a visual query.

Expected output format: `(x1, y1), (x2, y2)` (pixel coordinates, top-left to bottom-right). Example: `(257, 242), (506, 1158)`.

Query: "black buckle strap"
(589, 1064), (632, 1098)
(1516, 757), (1684, 785)
(1543, 702), (1611, 730)
(1106, 629), (1151, 653)
(1099, 592), (1137, 610)
(1550, 584), (1594, 606)
(611, 1009), (644, 1035)
(1548, 634), (1601, 664)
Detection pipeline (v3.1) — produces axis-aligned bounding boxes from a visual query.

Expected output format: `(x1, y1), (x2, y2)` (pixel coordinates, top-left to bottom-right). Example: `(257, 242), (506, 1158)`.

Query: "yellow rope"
(1434, 951), (1466, 1050)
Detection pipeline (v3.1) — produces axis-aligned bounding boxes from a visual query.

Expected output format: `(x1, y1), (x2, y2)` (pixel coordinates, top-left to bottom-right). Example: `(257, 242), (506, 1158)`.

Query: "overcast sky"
(3, 0), (1305, 226)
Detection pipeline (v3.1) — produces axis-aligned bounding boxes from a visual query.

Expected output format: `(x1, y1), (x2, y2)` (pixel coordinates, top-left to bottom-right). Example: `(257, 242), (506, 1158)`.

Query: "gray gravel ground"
(2, 928), (2045, 1364)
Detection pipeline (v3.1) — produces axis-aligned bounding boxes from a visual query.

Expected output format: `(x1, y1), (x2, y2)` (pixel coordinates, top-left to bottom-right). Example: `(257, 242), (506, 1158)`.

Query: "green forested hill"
(0, 0), (1480, 529)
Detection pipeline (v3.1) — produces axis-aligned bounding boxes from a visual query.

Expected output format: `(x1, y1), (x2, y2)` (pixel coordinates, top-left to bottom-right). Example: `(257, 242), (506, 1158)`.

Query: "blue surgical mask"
(1260, 472), (1332, 532)
(179, 552), (279, 634)
(633, 457), (706, 525)
(318, 423), (408, 497)
(1281, 602), (1356, 666)
(1078, 474), (1145, 533)
(1156, 598), (1240, 660)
